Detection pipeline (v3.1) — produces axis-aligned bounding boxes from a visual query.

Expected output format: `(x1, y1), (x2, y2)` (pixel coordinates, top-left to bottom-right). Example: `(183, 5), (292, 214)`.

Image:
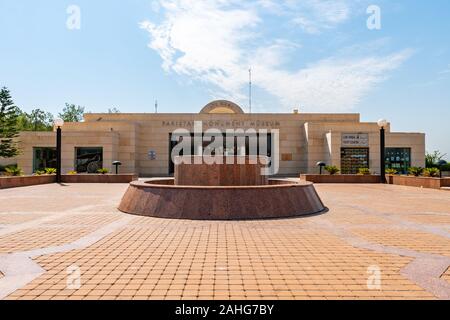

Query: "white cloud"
(256, 50), (412, 112)
(141, 0), (259, 101)
(291, 0), (351, 34)
(141, 0), (411, 112)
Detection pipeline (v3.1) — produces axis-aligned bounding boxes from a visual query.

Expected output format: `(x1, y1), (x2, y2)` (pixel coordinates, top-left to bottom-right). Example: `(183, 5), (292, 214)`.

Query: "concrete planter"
(300, 174), (381, 184)
(300, 174), (450, 189)
(61, 174), (138, 184)
(0, 175), (55, 189)
(391, 175), (450, 190)
(442, 178), (450, 188)
(0, 174), (138, 189)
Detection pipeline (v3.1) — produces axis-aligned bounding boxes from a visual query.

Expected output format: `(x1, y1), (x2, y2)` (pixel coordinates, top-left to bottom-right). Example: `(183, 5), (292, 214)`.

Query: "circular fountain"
(118, 156), (325, 220)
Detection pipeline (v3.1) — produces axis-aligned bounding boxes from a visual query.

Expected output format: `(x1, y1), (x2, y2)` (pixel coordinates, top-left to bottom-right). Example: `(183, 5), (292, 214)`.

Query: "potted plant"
(386, 168), (397, 175)
(0, 164), (17, 176)
(423, 167), (440, 178)
(385, 168), (397, 184)
(44, 168), (57, 175)
(97, 168), (109, 175)
(5, 166), (24, 177)
(324, 165), (340, 175)
(358, 168), (371, 175)
(408, 167), (424, 177)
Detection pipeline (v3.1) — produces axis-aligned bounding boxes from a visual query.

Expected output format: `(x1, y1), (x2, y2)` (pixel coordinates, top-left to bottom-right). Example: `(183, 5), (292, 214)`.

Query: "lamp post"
(54, 118), (64, 183)
(377, 119), (388, 184)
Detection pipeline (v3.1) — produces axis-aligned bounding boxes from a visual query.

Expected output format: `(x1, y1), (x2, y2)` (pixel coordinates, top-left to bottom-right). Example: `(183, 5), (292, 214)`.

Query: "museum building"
(14, 100), (425, 176)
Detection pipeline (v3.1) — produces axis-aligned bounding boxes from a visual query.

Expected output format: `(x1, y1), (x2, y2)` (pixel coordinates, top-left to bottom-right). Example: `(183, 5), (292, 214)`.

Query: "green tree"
(425, 151), (447, 168)
(59, 103), (85, 122)
(16, 112), (29, 131)
(31, 109), (53, 131)
(0, 87), (20, 158)
(17, 109), (53, 131)
(108, 107), (120, 113)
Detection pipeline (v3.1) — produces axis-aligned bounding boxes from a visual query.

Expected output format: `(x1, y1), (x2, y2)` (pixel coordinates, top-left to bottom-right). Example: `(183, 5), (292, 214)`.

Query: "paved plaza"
(0, 182), (449, 300)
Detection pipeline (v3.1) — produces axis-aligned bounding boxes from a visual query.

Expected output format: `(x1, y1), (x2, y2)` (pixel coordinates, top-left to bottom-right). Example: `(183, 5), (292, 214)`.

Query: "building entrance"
(168, 133), (272, 175)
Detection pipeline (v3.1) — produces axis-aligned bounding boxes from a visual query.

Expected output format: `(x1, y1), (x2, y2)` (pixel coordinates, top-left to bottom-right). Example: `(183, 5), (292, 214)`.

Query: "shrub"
(45, 168), (57, 175)
(0, 164), (17, 172)
(386, 168), (397, 175)
(358, 168), (371, 175)
(67, 170), (78, 175)
(408, 167), (424, 177)
(34, 170), (46, 176)
(5, 166), (24, 176)
(97, 168), (109, 174)
(423, 167), (440, 177)
(324, 165), (340, 175)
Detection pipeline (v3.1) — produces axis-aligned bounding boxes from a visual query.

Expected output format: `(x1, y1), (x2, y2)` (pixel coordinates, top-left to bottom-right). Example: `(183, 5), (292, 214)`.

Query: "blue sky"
(0, 0), (449, 157)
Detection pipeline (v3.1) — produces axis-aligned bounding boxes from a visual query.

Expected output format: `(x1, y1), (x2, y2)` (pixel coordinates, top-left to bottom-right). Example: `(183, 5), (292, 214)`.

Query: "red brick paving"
(0, 183), (449, 300)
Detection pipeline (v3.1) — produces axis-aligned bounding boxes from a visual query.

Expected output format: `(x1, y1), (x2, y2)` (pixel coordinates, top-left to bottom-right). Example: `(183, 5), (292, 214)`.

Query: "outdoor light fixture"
(54, 118), (64, 184)
(54, 118), (65, 128)
(316, 161), (326, 175)
(377, 119), (388, 184)
(438, 160), (447, 178)
(377, 119), (388, 128)
(113, 161), (122, 175)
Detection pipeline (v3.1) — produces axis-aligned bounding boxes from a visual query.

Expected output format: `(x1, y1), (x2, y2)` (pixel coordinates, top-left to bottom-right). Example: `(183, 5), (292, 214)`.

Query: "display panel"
(75, 147), (103, 173)
(341, 148), (370, 174)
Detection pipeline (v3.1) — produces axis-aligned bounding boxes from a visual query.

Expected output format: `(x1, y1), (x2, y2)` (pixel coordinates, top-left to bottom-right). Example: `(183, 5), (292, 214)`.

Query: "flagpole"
(249, 68), (252, 114)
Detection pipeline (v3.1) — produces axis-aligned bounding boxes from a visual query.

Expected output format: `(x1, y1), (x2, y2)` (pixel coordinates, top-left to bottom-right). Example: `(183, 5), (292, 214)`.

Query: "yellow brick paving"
(0, 227), (97, 254)
(442, 268), (450, 284)
(0, 213), (48, 225)
(17, 226), (430, 300)
(42, 214), (122, 227)
(0, 183), (449, 300)
(351, 229), (450, 258)
(322, 209), (391, 225)
(405, 214), (450, 225)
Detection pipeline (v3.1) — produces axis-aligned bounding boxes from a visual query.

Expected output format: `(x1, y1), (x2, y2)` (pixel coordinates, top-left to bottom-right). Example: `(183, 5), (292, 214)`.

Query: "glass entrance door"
(33, 147), (57, 173)
(385, 148), (411, 174)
